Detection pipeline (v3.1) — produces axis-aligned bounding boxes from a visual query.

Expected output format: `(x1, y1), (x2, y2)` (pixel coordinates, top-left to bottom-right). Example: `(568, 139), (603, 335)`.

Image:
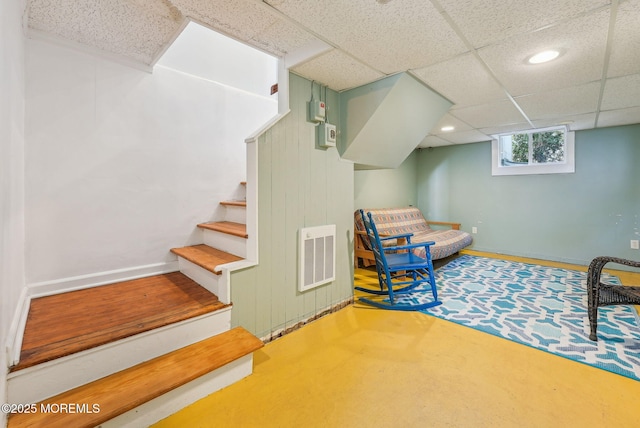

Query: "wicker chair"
(587, 256), (640, 341)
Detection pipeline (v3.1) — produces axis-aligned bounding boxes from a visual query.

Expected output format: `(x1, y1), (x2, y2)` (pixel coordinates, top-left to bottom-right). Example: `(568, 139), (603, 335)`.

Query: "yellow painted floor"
(154, 252), (640, 428)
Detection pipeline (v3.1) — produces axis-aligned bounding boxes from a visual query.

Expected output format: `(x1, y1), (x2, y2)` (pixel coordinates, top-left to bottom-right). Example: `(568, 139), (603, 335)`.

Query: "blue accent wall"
(416, 124), (640, 265)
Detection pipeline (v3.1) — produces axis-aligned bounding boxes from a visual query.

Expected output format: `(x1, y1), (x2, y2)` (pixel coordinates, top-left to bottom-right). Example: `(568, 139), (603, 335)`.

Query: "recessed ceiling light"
(528, 50), (560, 64)
(441, 126), (455, 132)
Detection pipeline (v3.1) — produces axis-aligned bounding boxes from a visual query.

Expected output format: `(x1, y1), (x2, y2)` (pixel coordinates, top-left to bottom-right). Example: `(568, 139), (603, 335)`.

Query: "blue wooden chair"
(355, 210), (442, 311)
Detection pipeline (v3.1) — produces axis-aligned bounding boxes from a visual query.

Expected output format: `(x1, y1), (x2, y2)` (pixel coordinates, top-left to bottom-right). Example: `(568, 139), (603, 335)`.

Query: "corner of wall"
(1, 0), (27, 424)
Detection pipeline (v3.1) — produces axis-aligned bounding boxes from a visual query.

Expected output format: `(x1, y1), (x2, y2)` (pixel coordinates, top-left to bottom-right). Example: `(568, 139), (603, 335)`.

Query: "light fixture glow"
(528, 50), (560, 64)
(441, 126), (455, 132)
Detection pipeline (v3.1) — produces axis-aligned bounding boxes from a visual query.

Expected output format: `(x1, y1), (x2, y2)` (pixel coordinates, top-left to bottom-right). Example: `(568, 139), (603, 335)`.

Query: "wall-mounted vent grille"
(299, 225), (336, 292)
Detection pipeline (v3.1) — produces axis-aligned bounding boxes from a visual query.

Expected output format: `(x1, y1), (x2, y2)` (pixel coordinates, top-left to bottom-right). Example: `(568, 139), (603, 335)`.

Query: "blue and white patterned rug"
(410, 255), (640, 380)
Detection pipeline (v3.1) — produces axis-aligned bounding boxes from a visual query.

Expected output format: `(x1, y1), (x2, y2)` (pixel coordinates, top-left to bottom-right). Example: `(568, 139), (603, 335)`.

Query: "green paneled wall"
(416, 124), (640, 265)
(354, 151), (418, 209)
(230, 73), (354, 339)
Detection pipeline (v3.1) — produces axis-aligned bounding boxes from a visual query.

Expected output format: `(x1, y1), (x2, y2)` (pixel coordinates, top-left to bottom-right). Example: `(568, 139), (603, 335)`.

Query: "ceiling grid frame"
(24, 0), (640, 147)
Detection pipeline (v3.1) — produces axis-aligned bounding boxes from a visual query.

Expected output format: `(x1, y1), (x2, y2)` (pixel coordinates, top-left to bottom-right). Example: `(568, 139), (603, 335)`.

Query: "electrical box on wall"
(309, 100), (326, 123)
(317, 122), (337, 149)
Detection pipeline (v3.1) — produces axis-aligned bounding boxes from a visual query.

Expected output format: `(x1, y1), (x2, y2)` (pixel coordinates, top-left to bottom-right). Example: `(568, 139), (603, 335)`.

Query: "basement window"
(491, 126), (574, 176)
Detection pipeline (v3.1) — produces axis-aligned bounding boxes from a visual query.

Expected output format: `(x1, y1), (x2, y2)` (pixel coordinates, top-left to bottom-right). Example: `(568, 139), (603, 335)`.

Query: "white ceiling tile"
(479, 123), (535, 136)
(437, 130), (491, 145)
(431, 113), (473, 134)
(608, 0), (640, 77)
(597, 107), (640, 128)
(266, 0), (468, 74)
(532, 113), (597, 131)
(601, 74), (640, 111)
(93, 1), (182, 63)
(29, 0), (102, 51)
(23, 0), (640, 145)
(125, 0), (183, 20)
(292, 49), (384, 91)
(451, 100), (528, 129)
(417, 135), (451, 148)
(173, 0), (277, 42)
(515, 82), (601, 120)
(477, 8), (609, 96)
(249, 18), (318, 57)
(442, 0), (609, 48)
(29, 0), (182, 64)
(412, 53), (506, 107)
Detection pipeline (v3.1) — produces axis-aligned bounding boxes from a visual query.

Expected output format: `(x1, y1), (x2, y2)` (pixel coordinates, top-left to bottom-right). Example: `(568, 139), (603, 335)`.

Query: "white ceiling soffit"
(26, 0), (640, 146)
(340, 73), (452, 168)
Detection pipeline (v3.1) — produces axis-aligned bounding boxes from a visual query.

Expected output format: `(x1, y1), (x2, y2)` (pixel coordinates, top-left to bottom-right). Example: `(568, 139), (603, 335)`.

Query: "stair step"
(198, 221), (248, 238)
(171, 244), (243, 274)
(7, 327), (263, 428)
(220, 200), (246, 207)
(11, 272), (228, 372)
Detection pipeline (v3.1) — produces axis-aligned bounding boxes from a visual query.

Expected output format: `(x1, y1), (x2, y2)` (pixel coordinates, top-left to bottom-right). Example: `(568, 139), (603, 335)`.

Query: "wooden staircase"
(8, 327), (262, 428)
(7, 182), (258, 427)
(198, 221), (247, 238)
(12, 272), (230, 372)
(171, 244), (243, 274)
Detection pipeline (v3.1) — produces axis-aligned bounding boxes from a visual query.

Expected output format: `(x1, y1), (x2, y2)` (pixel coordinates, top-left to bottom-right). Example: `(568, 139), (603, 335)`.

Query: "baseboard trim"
(465, 247), (589, 267)
(260, 296), (354, 343)
(6, 288), (30, 367)
(27, 261), (180, 299)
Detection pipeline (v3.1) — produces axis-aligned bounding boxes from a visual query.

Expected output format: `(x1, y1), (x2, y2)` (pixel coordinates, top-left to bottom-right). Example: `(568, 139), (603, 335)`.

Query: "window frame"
(491, 126), (575, 176)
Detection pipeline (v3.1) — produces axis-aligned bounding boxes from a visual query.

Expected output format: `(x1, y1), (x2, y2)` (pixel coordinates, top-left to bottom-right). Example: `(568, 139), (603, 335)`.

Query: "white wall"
(0, 0), (26, 424)
(25, 38), (277, 286)
(157, 21), (278, 99)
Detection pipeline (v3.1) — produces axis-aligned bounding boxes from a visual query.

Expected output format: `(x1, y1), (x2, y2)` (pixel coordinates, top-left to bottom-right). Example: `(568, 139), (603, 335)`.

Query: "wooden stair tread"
(198, 221), (248, 238)
(171, 244), (243, 274)
(7, 327), (264, 428)
(220, 200), (246, 207)
(12, 272), (229, 372)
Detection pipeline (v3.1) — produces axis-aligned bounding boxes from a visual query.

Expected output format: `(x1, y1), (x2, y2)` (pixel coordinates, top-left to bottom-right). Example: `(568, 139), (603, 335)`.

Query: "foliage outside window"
(492, 126), (574, 176)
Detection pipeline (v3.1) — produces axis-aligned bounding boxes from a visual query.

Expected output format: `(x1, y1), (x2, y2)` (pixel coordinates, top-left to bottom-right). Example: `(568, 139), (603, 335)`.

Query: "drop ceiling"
(27, 0), (640, 147)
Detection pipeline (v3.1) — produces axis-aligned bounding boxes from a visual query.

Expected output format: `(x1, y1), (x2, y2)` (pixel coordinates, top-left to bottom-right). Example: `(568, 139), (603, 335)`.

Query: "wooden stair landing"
(171, 244), (243, 274)
(198, 221), (248, 238)
(12, 272), (229, 372)
(7, 327), (264, 428)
